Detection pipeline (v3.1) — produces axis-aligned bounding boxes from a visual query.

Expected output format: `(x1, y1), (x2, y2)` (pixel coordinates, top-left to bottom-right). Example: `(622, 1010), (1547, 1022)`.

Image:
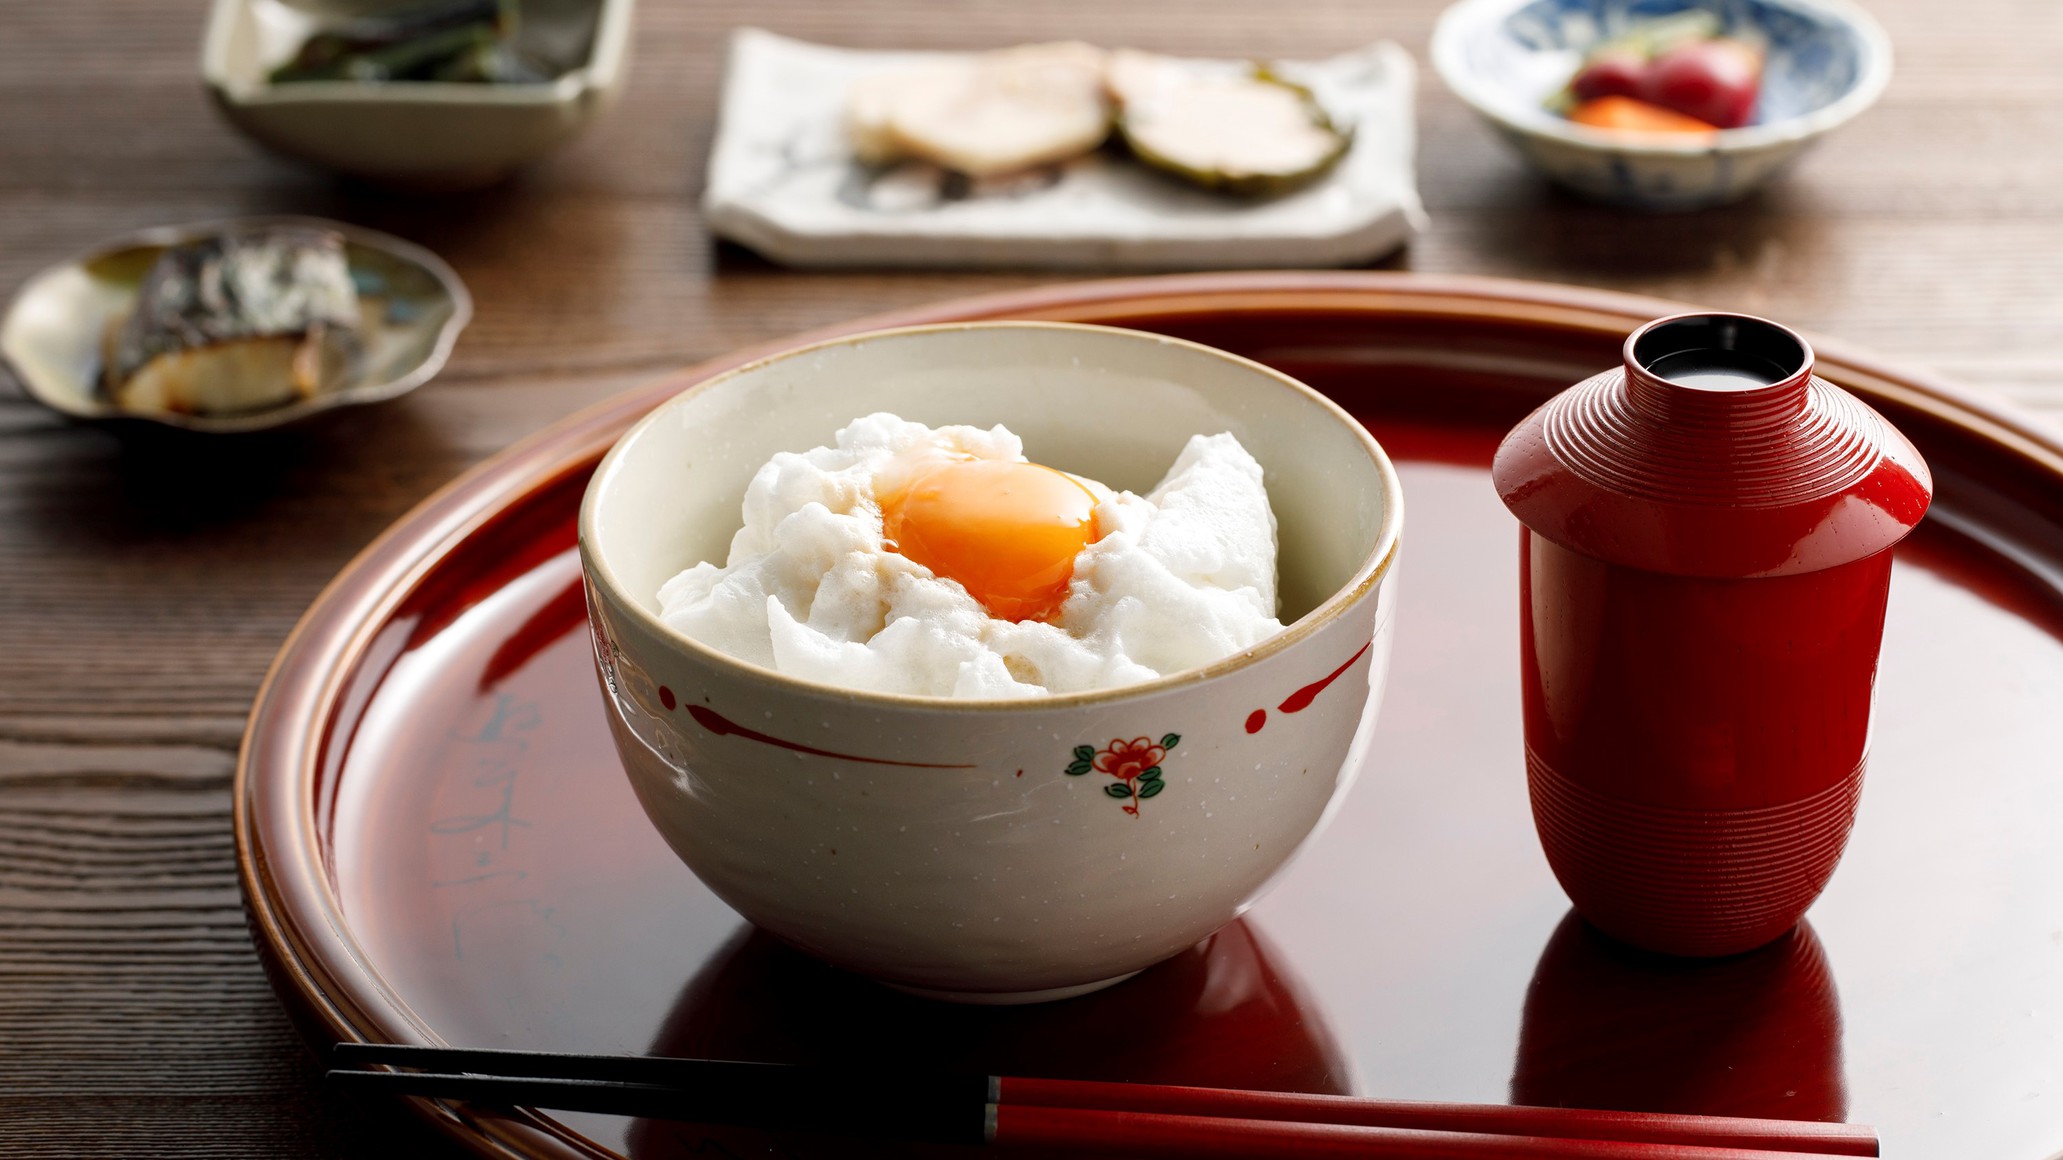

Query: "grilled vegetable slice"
(1107, 50), (1349, 195)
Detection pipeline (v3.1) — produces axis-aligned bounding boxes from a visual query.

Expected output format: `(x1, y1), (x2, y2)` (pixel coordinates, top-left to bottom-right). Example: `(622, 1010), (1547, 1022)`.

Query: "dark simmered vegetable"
(269, 0), (550, 85)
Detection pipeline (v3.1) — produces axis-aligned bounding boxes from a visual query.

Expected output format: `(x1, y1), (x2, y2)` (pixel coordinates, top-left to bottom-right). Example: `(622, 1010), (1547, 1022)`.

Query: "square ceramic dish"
(703, 29), (1425, 270)
(202, 0), (635, 187)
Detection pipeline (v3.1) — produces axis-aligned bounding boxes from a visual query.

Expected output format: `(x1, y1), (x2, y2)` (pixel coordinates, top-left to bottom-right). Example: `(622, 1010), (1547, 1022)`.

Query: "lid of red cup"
(1491, 312), (1932, 578)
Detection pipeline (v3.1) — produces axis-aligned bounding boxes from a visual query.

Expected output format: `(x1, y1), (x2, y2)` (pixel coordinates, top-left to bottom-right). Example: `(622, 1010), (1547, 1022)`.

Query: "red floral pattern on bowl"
(1067, 735), (1181, 815)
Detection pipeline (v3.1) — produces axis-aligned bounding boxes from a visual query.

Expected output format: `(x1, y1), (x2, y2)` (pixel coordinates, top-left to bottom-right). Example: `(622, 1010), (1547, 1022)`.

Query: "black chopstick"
(337, 1042), (843, 1089)
(327, 1064), (989, 1145)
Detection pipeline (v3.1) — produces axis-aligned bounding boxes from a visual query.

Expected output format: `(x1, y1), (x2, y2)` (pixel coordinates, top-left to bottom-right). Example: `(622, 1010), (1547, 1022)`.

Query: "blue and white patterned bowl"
(1431, 0), (1892, 209)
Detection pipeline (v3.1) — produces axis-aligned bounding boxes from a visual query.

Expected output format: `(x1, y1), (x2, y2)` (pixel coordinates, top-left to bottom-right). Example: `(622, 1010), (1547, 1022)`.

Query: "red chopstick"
(999, 1077), (1875, 1156)
(997, 1105), (1861, 1159)
(327, 1043), (1878, 1157)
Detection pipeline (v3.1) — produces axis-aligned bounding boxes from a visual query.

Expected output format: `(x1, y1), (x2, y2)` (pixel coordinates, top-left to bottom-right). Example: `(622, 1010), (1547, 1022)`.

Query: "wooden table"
(2, 1), (2058, 1155)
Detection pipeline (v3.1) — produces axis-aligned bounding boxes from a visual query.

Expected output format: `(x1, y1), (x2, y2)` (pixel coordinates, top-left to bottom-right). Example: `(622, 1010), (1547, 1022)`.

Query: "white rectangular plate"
(703, 30), (1426, 270)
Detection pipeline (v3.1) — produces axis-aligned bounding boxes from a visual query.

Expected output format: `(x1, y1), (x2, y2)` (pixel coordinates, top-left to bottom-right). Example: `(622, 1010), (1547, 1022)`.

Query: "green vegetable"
(268, 0), (549, 86)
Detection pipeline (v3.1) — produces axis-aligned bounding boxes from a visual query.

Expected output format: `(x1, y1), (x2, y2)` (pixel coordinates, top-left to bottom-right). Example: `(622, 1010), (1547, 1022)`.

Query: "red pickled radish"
(1640, 38), (1762, 129)
(1570, 49), (1649, 102)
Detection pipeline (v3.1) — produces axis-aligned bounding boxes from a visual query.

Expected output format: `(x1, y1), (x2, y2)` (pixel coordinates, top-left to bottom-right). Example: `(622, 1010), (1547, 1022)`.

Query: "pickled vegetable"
(1554, 12), (1762, 132)
(1567, 96), (1719, 136)
(1641, 39), (1762, 129)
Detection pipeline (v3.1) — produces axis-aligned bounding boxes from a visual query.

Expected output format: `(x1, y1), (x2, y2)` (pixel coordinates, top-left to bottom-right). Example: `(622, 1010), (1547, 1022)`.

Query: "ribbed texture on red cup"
(1494, 313), (1931, 579)
(1545, 366), (1882, 508)
(1527, 748), (1867, 958)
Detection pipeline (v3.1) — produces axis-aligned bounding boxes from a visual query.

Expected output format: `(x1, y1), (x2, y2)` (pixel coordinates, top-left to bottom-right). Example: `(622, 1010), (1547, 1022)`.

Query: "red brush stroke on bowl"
(1278, 641), (1372, 714)
(684, 703), (977, 769)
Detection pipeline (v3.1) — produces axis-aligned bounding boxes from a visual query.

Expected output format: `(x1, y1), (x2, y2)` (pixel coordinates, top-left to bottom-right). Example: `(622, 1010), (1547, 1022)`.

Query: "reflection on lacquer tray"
(625, 918), (1350, 1160)
(1512, 911), (1845, 1122)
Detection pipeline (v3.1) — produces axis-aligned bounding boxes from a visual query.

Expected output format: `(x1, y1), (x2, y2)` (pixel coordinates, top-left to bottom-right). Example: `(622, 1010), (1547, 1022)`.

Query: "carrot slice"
(1567, 95), (1718, 136)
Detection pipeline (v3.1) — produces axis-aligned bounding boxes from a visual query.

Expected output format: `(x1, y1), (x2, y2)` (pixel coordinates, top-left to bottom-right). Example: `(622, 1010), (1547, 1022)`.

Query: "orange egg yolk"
(879, 458), (1102, 622)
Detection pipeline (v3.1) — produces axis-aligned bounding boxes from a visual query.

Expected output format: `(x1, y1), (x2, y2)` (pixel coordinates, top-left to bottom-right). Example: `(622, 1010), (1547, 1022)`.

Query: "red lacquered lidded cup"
(1493, 313), (1932, 957)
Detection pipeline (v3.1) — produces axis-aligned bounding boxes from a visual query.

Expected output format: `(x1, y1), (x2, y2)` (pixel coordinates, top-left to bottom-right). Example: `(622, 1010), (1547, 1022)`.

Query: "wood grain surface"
(1, 1), (2059, 1156)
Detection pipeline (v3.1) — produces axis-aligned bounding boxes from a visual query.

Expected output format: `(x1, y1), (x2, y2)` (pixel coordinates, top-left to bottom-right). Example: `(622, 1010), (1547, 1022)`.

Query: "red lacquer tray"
(237, 274), (2063, 1160)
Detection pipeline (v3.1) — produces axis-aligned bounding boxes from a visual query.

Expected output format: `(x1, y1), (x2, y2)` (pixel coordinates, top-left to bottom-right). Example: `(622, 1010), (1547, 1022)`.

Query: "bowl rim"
(200, 0), (637, 107)
(1430, 0), (1894, 156)
(0, 214), (474, 435)
(578, 319), (1405, 713)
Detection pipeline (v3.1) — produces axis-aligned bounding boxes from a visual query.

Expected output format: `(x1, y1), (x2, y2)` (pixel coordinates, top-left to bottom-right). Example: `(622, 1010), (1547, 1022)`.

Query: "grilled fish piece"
(847, 42), (1112, 178)
(107, 227), (362, 417)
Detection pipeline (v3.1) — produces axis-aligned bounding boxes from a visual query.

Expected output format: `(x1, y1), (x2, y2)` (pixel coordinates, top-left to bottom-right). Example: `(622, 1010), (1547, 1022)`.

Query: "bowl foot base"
(881, 970), (1143, 1006)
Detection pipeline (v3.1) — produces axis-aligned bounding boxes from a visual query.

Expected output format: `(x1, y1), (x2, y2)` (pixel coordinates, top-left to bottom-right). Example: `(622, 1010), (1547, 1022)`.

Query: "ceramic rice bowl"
(579, 322), (1403, 1003)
